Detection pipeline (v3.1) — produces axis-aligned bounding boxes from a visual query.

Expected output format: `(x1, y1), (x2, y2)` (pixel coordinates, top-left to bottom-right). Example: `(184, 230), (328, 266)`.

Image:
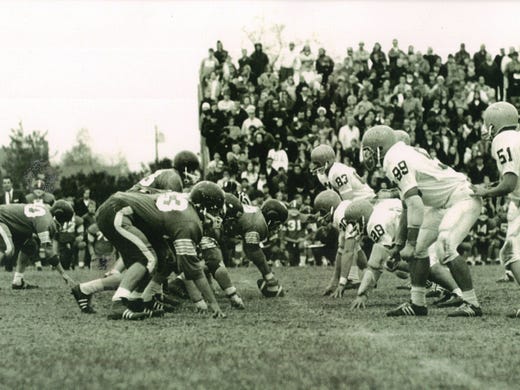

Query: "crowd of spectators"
(198, 39), (520, 266)
(199, 39), (520, 209)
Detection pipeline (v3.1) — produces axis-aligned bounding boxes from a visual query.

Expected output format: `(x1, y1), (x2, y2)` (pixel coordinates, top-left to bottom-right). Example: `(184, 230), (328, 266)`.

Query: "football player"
(343, 199), (464, 309)
(222, 196), (287, 298)
(362, 125), (482, 317)
(282, 198), (308, 267)
(93, 181), (226, 320)
(313, 190), (365, 298)
(471, 102), (520, 317)
(173, 150), (201, 188)
(0, 200), (75, 289)
(311, 144), (375, 287)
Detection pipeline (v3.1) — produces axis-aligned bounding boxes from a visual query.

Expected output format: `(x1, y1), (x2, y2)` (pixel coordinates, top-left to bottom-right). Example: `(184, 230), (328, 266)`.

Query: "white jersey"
(491, 130), (520, 201)
(332, 200), (351, 231)
(317, 162), (375, 201)
(366, 199), (403, 247)
(383, 142), (469, 208)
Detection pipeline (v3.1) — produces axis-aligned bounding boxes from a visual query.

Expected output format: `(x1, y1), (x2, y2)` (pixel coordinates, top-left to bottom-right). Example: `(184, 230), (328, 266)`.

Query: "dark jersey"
(108, 191), (202, 259)
(284, 209), (305, 242)
(0, 203), (55, 244)
(236, 205), (268, 245)
(474, 217), (492, 239)
(87, 223), (115, 256)
(55, 215), (84, 244)
(25, 192), (56, 206)
(128, 169), (183, 194)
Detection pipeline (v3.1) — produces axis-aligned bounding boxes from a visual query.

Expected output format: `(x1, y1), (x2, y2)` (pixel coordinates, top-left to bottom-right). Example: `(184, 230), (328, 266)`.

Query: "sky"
(0, 0), (518, 171)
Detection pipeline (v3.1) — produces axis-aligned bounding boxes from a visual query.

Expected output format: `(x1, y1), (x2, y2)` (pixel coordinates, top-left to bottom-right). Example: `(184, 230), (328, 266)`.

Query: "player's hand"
(399, 243), (416, 262)
(194, 299), (208, 314)
(331, 285), (346, 298)
(376, 189), (397, 199)
(62, 274), (76, 285)
(351, 295), (368, 309)
(471, 184), (487, 198)
(322, 284), (336, 296)
(209, 303), (227, 319)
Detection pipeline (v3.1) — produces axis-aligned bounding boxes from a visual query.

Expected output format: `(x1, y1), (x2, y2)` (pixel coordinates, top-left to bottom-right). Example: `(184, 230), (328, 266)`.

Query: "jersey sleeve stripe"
(244, 231), (260, 244)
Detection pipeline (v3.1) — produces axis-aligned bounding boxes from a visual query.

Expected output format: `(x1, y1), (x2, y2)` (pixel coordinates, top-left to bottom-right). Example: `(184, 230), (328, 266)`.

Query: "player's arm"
(473, 172), (518, 198)
(173, 235), (225, 318)
(352, 243), (392, 308)
(331, 232), (357, 298)
(401, 188), (424, 260)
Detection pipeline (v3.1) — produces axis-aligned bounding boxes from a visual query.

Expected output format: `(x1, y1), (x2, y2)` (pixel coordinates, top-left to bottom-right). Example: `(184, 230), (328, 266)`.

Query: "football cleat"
(143, 300), (165, 318)
(71, 284), (96, 313)
(507, 308), (520, 319)
(257, 278), (285, 298)
(107, 300), (147, 321)
(434, 293), (464, 308)
(229, 293), (245, 310)
(12, 279), (39, 290)
(447, 302), (483, 317)
(496, 271), (515, 283)
(386, 302), (428, 317)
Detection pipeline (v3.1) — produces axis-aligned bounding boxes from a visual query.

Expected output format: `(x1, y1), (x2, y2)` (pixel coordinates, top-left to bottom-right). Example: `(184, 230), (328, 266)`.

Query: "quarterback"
(472, 102), (520, 318)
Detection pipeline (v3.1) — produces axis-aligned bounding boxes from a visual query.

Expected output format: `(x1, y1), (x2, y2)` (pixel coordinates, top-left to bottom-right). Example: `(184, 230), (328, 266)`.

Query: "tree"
(2, 122), (52, 191)
(60, 128), (102, 177)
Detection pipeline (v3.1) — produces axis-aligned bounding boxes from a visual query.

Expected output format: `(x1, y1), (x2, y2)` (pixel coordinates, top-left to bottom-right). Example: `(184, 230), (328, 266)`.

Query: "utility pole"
(154, 125), (159, 164)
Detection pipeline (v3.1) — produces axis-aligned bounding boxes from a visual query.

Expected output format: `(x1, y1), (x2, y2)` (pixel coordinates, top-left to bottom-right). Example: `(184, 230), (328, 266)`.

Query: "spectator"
(217, 92), (235, 112)
(0, 177), (22, 205)
(267, 138), (289, 172)
(74, 188), (92, 217)
(388, 38), (404, 68)
(353, 41), (370, 70)
(214, 40), (228, 64)
(315, 48), (334, 85)
(241, 105), (263, 138)
(455, 43), (470, 65)
(277, 42), (299, 82)
(206, 160), (225, 183)
(468, 154), (492, 184)
(338, 115), (360, 151)
(200, 48), (219, 82)
(473, 43), (488, 71)
(249, 43), (270, 84)
(238, 48), (251, 71)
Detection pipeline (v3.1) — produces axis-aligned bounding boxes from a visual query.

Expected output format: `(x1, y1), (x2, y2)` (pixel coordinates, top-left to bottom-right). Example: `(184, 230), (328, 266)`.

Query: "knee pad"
(435, 231), (458, 264)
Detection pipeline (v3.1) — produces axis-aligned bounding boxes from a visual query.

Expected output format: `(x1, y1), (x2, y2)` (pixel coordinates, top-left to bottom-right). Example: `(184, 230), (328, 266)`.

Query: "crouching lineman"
(94, 181), (226, 320)
(311, 144), (375, 291)
(472, 102), (520, 318)
(362, 125), (482, 317)
(313, 190), (366, 298)
(0, 200), (76, 288)
(343, 199), (464, 309)
(222, 194), (287, 297)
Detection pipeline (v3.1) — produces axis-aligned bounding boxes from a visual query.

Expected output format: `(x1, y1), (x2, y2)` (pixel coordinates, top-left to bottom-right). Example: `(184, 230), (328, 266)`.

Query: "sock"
(112, 287), (131, 302)
(225, 286), (237, 296)
(299, 255), (306, 266)
(411, 286), (427, 307)
(461, 289), (479, 307)
(348, 265), (360, 283)
(35, 260), (42, 268)
(265, 272), (274, 281)
(142, 280), (162, 302)
(128, 291), (142, 300)
(13, 272), (24, 285)
(452, 287), (462, 297)
(80, 279), (104, 295)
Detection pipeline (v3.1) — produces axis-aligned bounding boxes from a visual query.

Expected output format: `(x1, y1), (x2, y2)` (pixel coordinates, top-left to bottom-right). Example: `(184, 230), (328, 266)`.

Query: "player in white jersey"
(313, 190), (366, 297)
(311, 145), (374, 290)
(343, 199), (464, 309)
(472, 102), (520, 318)
(311, 144), (375, 201)
(362, 125), (482, 317)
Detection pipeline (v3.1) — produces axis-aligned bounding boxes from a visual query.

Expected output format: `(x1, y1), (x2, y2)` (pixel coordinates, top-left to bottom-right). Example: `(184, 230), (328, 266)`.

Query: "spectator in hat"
(314, 107), (331, 129)
(249, 43), (269, 84)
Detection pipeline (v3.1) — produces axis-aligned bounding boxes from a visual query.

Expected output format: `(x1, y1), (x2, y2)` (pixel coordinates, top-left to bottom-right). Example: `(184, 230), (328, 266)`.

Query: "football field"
(1, 265), (518, 390)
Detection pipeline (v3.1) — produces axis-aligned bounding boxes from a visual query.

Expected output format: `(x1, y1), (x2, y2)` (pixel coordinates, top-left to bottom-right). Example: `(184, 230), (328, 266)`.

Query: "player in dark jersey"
(472, 206), (495, 265)
(281, 199), (308, 267)
(128, 169), (183, 194)
(0, 200), (75, 289)
(92, 182), (225, 320)
(223, 195), (288, 297)
(54, 212), (86, 270)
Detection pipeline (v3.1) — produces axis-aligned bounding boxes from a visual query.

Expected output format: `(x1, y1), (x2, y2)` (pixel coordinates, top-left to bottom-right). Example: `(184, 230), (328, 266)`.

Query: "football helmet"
(343, 199), (373, 236)
(361, 125), (397, 171)
(482, 102), (519, 140)
(173, 150), (201, 185)
(261, 199), (288, 230)
(189, 181), (225, 219)
(311, 144), (335, 174)
(313, 190), (341, 225)
(394, 129), (411, 145)
(51, 200), (74, 225)
(223, 193), (244, 220)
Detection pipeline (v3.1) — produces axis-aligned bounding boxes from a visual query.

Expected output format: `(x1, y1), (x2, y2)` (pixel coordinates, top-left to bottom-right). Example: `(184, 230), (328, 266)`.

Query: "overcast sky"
(0, 1), (518, 170)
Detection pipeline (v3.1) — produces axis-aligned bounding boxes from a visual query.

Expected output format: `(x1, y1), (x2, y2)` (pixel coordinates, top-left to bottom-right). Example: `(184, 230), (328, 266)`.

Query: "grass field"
(1, 265), (519, 390)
